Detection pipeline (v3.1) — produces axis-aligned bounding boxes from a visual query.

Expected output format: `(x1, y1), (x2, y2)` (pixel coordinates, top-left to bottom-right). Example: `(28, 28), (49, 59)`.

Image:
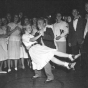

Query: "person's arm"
(41, 37), (45, 45)
(60, 23), (69, 37)
(30, 33), (42, 42)
(7, 26), (20, 36)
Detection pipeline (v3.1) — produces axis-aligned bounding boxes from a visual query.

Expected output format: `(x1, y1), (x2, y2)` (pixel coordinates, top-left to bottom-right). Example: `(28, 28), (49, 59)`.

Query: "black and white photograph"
(0, 0), (88, 88)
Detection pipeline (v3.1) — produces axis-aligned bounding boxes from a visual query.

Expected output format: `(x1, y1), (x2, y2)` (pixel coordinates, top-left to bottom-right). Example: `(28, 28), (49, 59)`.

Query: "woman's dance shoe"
(67, 62), (76, 69)
(8, 69), (11, 72)
(15, 67), (17, 71)
(73, 54), (81, 60)
(69, 54), (81, 61)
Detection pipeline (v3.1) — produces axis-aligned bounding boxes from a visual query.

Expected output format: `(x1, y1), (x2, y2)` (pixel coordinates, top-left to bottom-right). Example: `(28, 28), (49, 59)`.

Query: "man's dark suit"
(81, 19), (88, 70)
(68, 17), (86, 70)
(68, 17), (86, 54)
(42, 26), (56, 80)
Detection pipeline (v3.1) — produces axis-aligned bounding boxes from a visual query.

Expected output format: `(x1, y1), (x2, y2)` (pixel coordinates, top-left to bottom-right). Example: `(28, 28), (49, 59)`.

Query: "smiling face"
(67, 16), (71, 22)
(14, 15), (19, 23)
(24, 18), (29, 25)
(72, 9), (79, 17)
(37, 19), (45, 30)
(2, 18), (7, 25)
(33, 18), (37, 24)
(56, 13), (62, 22)
(7, 13), (11, 21)
(25, 25), (32, 34)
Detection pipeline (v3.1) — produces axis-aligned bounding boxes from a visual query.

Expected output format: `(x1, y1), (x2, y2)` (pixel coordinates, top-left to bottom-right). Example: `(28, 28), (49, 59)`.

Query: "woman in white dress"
(0, 19), (8, 73)
(22, 21), (80, 75)
(8, 15), (22, 72)
(2, 18), (9, 69)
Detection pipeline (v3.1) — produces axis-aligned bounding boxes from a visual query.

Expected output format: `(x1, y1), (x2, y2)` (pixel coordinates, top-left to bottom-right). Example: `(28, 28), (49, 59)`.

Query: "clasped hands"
(15, 26), (21, 31)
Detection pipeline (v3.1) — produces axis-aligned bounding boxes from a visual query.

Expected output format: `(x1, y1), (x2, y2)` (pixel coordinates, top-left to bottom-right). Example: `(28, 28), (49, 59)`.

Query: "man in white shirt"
(53, 13), (69, 53)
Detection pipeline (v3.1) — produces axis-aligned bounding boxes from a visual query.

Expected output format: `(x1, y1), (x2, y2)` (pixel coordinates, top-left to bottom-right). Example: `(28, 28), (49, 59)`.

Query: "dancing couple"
(22, 18), (80, 83)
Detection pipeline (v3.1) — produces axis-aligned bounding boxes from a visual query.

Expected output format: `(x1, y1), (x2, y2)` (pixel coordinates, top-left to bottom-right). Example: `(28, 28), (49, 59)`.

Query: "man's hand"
(80, 40), (84, 44)
(68, 43), (71, 47)
(56, 36), (61, 40)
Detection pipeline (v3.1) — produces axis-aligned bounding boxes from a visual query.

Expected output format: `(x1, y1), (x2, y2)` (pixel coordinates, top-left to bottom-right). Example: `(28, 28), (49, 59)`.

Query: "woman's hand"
(15, 26), (21, 31)
(39, 30), (44, 36)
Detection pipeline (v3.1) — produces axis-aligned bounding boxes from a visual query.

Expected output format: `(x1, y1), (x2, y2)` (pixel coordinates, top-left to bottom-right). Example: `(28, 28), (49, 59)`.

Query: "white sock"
(64, 62), (69, 67)
(68, 54), (72, 58)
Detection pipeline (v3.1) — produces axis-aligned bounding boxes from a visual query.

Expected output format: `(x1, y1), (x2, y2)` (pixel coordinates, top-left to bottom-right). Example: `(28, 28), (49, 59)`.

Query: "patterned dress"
(8, 23), (21, 59)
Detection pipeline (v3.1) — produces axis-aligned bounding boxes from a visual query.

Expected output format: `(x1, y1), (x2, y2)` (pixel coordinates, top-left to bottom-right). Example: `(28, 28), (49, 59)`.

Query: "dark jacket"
(42, 27), (56, 49)
(81, 19), (88, 53)
(68, 17), (86, 46)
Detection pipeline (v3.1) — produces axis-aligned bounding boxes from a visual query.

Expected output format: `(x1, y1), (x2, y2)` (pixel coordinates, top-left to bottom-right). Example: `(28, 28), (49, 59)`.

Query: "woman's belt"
(31, 43), (38, 48)
(27, 43), (38, 50)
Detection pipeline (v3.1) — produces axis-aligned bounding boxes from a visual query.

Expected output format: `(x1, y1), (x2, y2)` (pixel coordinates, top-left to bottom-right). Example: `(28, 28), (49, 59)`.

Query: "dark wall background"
(0, 0), (87, 18)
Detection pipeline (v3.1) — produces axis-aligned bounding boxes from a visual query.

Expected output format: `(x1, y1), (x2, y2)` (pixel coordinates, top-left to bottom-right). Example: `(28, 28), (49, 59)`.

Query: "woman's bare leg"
(11, 60), (13, 67)
(21, 58), (25, 69)
(4, 60), (7, 68)
(15, 60), (18, 70)
(0, 61), (7, 73)
(51, 57), (76, 69)
(54, 51), (81, 61)
(51, 57), (68, 66)
(8, 59), (11, 72)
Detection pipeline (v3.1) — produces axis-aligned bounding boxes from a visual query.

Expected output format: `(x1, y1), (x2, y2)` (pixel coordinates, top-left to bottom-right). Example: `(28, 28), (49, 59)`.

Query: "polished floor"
(0, 58), (88, 88)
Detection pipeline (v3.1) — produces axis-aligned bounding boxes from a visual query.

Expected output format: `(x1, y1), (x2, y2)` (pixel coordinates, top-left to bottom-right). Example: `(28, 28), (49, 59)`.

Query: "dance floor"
(0, 61), (88, 88)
